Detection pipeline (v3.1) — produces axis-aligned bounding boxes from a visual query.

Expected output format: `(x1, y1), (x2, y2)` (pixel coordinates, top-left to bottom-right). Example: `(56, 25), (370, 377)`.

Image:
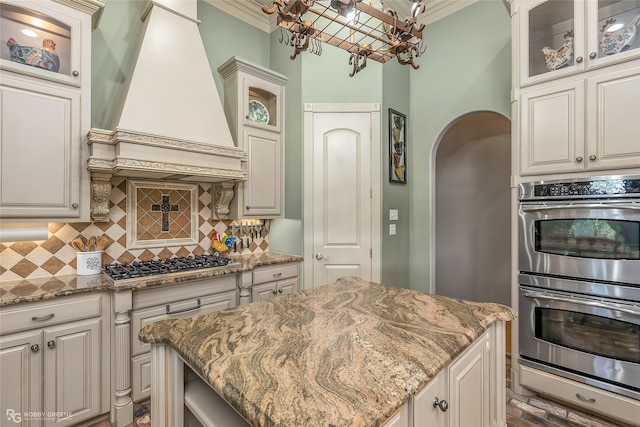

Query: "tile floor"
(89, 356), (628, 427)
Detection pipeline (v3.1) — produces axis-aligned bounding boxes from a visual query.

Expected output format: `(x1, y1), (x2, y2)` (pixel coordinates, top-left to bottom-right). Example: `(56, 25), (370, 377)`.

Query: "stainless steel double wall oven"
(518, 176), (640, 400)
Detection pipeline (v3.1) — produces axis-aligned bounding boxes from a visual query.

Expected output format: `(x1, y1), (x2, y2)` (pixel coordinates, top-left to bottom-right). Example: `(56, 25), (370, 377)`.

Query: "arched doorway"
(434, 111), (511, 306)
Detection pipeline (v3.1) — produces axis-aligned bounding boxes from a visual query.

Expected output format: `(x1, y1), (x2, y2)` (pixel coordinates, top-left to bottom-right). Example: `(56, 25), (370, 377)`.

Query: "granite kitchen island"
(139, 277), (516, 427)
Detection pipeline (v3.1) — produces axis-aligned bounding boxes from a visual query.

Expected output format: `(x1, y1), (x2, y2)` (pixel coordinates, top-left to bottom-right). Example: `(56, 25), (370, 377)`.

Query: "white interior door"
(303, 104), (381, 288)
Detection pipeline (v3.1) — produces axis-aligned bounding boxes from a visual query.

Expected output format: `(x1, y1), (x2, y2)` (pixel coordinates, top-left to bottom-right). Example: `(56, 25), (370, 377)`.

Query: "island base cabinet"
(383, 403), (410, 427)
(413, 368), (447, 427)
(413, 328), (492, 427)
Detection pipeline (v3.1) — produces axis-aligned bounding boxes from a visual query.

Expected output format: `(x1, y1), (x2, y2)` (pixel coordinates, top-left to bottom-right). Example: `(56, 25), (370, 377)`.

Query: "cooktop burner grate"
(104, 254), (233, 281)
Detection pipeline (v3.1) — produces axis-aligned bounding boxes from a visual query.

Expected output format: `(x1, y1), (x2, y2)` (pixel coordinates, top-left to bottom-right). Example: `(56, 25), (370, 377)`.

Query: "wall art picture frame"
(389, 108), (407, 184)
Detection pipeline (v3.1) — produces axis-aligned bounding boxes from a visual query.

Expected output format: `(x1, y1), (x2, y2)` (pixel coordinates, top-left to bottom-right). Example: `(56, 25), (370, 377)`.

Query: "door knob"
(315, 253), (328, 260)
(433, 397), (448, 412)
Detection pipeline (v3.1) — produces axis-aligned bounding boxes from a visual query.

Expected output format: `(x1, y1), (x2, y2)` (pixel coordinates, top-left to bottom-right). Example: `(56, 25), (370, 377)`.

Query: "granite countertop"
(139, 276), (516, 427)
(0, 252), (302, 306)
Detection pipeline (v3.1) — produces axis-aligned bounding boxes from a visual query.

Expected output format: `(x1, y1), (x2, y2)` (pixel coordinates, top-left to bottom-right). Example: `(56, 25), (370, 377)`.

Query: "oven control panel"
(521, 176), (640, 200)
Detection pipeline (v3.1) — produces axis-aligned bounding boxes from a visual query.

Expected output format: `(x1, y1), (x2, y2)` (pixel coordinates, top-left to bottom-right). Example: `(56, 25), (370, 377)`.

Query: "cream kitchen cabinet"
(0, 293), (110, 426)
(514, 0), (640, 88)
(520, 364), (640, 427)
(519, 64), (640, 175)
(129, 276), (238, 403)
(0, 0), (102, 221)
(251, 263), (299, 302)
(413, 328), (492, 427)
(217, 57), (287, 218)
(513, 0), (640, 176)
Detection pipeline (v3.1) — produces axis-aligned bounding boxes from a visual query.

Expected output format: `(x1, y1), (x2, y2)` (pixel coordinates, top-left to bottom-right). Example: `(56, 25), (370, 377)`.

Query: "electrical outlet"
(389, 224), (396, 235)
(389, 209), (398, 221)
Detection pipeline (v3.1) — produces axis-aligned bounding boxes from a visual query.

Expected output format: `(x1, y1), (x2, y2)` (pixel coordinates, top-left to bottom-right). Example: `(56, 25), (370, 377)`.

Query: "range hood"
(87, 0), (246, 220)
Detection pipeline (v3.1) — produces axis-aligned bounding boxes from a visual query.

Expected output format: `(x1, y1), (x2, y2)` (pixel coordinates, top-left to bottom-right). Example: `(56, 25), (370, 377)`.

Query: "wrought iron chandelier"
(262, 0), (427, 76)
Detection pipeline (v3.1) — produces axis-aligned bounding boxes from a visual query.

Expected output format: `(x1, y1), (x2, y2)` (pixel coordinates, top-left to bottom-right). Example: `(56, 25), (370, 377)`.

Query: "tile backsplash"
(0, 178), (268, 282)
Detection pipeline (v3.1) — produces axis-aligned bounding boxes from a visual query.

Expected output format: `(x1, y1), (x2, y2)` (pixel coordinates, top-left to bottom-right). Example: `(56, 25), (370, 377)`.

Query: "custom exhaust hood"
(87, 0), (246, 221)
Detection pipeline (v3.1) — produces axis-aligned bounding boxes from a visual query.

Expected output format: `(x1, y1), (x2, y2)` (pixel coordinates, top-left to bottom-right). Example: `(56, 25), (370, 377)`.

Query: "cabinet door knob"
(30, 344), (39, 353)
(576, 156), (583, 163)
(272, 289), (277, 294)
(433, 397), (448, 412)
(589, 52), (597, 59)
(47, 340), (56, 349)
(576, 56), (583, 63)
(589, 155), (597, 161)
(72, 70), (79, 77)
(72, 203), (79, 209)
(246, 206), (250, 210)
(278, 289), (283, 293)
(245, 115), (250, 120)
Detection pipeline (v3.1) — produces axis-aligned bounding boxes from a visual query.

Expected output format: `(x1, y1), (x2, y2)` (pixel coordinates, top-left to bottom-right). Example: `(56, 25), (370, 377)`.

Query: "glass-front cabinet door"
(518, 0), (640, 86)
(520, 0), (585, 86)
(587, 0), (640, 68)
(0, 0), (81, 86)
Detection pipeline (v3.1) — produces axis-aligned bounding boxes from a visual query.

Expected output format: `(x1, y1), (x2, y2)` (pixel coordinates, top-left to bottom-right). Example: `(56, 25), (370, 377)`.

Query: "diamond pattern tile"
(0, 180), (271, 282)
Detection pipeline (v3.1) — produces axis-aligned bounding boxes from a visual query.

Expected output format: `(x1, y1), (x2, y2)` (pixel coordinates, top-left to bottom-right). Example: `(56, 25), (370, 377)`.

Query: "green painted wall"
(91, 0), (146, 129)
(89, 1), (512, 292)
(381, 61), (411, 288)
(407, 0), (512, 294)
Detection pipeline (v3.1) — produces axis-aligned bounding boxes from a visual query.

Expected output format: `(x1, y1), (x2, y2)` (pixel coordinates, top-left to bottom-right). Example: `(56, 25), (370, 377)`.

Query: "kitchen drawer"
(132, 275), (236, 310)
(520, 365), (640, 426)
(0, 294), (103, 335)
(131, 291), (237, 356)
(253, 263), (298, 286)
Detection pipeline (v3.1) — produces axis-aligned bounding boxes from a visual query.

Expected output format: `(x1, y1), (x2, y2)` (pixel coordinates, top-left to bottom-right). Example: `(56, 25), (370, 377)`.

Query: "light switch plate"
(389, 209), (398, 221)
(389, 224), (396, 235)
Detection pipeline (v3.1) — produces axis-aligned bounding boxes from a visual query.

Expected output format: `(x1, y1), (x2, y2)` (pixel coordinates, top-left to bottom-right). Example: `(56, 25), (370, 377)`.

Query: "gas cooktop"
(103, 254), (237, 281)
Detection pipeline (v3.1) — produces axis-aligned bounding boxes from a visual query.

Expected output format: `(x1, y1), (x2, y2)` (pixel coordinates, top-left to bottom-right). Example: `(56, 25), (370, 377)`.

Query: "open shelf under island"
(139, 277), (516, 427)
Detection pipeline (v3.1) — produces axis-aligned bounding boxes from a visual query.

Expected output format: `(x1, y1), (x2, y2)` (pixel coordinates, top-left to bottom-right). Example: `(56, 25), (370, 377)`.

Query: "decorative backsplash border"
(0, 178), (268, 282)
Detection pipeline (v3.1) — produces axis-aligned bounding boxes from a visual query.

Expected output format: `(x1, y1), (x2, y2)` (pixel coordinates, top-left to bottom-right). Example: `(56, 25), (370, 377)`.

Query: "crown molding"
(203, 0), (274, 32)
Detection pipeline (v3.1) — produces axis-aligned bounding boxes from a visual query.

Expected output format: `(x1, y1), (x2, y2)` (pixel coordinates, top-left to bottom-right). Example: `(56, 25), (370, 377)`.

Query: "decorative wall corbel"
(90, 171), (113, 222)
(213, 182), (236, 219)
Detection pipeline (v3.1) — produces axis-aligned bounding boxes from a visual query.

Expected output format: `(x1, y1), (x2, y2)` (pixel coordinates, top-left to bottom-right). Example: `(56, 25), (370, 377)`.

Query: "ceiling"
(205, 0), (481, 33)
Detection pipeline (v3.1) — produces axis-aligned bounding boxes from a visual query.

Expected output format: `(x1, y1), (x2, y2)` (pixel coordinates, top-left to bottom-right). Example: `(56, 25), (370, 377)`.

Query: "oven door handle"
(520, 203), (640, 212)
(522, 292), (640, 317)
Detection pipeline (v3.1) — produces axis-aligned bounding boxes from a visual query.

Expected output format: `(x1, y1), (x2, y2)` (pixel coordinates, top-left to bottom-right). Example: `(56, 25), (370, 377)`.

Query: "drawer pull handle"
(32, 313), (55, 321)
(273, 272), (282, 278)
(576, 393), (595, 403)
(166, 298), (201, 315)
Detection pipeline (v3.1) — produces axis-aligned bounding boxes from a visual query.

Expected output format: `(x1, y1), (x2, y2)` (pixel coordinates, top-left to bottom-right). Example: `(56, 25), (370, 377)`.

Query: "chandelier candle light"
(262, 0), (427, 76)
